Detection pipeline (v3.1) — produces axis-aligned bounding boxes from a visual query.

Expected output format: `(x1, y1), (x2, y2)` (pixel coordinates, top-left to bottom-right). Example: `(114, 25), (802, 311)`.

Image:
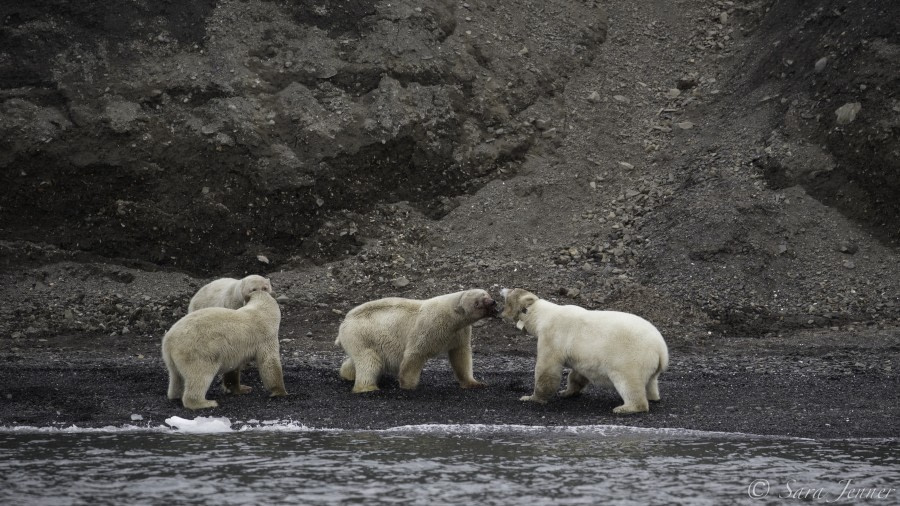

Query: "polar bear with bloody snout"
(187, 274), (273, 394)
(335, 289), (498, 393)
(500, 288), (668, 414)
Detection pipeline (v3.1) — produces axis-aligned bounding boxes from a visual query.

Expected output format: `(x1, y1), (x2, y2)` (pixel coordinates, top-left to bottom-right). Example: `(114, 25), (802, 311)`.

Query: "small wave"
(2, 421), (893, 442)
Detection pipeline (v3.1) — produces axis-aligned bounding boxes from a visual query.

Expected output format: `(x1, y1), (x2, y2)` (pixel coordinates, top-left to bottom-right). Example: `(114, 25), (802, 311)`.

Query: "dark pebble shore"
(2, 323), (897, 439)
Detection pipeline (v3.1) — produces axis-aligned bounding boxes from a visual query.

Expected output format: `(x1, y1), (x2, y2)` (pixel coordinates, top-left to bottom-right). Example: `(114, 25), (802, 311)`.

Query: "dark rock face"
(0, 0), (607, 274)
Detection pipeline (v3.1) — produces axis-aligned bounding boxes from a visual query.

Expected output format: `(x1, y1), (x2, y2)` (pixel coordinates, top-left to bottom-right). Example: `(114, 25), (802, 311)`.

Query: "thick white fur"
(162, 290), (287, 410)
(188, 275), (272, 312)
(335, 289), (497, 393)
(501, 288), (668, 414)
(187, 274), (273, 394)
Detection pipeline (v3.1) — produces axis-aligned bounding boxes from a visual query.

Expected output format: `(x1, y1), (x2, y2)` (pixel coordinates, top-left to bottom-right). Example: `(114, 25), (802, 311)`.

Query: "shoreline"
(2, 326), (898, 439)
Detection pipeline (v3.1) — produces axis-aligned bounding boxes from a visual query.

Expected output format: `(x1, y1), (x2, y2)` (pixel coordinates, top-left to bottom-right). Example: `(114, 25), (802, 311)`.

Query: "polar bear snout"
(475, 295), (498, 316)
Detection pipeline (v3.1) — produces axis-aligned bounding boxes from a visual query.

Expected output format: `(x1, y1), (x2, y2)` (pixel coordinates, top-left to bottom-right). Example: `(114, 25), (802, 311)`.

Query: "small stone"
(518, 46), (529, 56)
(64, 309), (74, 320)
(839, 240), (858, 255)
(276, 295), (290, 303)
(719, 12), (729, 24)
(257, 254), (270, 264)
(130, 414), (144, 421)
(625, 189), (640, 198)
(613, 95), (630, 104)
(202, 187), (210, 195)
(842, 259), (856, 269)
(617, 161), (634, 170)
(392, 276), (410, 288)
(814, 57), (828, 73)
(665, 88), (681, 99)
(676, 121), (694, 130)
(834, 102), (861, 125)
(587, 91), (601, 103)
(676, 77), (697, 90)
(725, 405), (737, 412)
(11, 332), (23, 339)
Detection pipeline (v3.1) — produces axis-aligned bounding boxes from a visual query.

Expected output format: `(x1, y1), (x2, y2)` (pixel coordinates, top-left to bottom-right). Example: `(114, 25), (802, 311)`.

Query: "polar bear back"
(339, 298), (421, 352)
(537, 302), (668, 371)
(188, 278), (242, 312)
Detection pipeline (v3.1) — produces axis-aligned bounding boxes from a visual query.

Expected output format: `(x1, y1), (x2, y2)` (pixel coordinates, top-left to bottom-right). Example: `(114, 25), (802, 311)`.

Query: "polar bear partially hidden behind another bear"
(336, 289), (498, 392)
(187, 275), (273, 394)
(163, 290), (287, 410)
(500, 288), (668, 414)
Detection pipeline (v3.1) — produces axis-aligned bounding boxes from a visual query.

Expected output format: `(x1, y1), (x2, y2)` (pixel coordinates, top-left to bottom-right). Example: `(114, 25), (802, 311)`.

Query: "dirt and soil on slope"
(1, 0), (898, 437)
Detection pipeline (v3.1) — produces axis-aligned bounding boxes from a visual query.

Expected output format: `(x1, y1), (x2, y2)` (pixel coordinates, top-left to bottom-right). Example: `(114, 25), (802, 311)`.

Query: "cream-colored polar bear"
(162, 290), (287, 410)
(188, 275), (272, 312)
(335, 289), (498, 393)
(187, 274), (273, 394)
(500, 288), (668, 414)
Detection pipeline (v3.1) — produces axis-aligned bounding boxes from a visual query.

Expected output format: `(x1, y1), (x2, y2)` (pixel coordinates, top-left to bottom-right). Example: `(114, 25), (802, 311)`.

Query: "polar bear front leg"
(449, 330), (484, 389)
(521, 358), (563, 403)
(222, 367), (252, 395)
(257, 353), (288, 397)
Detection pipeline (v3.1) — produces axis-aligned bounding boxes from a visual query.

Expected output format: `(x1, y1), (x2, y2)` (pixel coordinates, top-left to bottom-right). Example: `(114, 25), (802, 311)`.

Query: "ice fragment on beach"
(165, 416), (234, 433)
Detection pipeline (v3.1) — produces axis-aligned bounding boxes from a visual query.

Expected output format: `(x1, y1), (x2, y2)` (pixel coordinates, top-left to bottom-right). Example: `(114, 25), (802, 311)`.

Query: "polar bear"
(335, 289), (498, 393)
(188, 275), (272, 312)
(187, 274), (273, 394)
(162, 290), (287, 410)
(500, 288), (668, 414)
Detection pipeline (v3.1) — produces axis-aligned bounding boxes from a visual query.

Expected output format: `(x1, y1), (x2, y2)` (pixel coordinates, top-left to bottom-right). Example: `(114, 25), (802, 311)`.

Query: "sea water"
(1, 421), (897, 505)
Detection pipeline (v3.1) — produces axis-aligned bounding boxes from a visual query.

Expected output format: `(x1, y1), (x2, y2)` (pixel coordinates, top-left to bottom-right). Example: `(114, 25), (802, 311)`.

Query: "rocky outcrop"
(0, 0), (607, 274)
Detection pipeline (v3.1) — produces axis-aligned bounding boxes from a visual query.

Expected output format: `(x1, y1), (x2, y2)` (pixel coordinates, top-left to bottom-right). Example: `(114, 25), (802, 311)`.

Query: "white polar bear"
(188, 275), (272, 312)
(162, 290), (287, 410)
(500, 288), (668, 414)
(335, 289), (498, 393)
(187, 274), (273, 394)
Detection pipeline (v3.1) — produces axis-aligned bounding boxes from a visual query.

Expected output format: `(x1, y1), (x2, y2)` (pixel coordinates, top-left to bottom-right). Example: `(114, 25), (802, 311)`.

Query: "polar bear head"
(455, 289), (498, 320)
(240, 275), (273, 303)
(499, 288), (538, 324)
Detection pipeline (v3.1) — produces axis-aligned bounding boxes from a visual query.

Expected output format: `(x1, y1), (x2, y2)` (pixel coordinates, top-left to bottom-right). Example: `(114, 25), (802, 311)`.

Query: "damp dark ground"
(1, 1), (898, 439)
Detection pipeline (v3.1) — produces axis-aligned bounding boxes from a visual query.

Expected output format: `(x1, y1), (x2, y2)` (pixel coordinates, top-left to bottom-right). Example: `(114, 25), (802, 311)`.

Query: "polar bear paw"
(519, 395), (547, 404)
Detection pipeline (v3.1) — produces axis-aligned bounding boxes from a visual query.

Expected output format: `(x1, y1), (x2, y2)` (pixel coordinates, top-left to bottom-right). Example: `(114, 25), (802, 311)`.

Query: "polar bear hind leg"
(339, 357), (356, 381)
(646, 372), (661, 402)
(609, 371), (650, 414)
(167, 369), (185, 400)
(560, 369), (590, 398)
(351, 349), (383, 393)
(163, 351), (185, 400)
(180, 365), (220, 410)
